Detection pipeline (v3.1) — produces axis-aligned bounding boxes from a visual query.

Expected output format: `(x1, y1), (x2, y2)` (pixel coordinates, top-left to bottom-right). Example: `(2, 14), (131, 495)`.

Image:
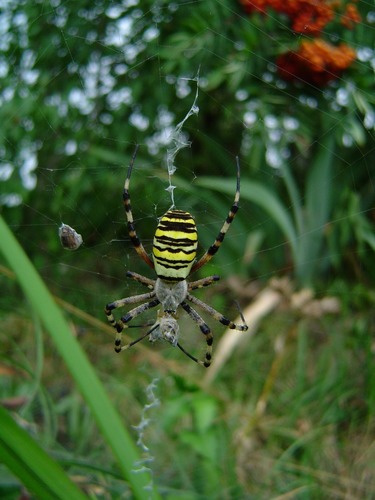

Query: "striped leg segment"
(188, 275), (220, 291)
(123, 145), (154, 269)
(186, 293), (248, 332)
(114, 298), (160, 352)
(126, 270), (155, 289)
(191, 157), (241, 274)
(105, 291), (156, 329)
(119, 322), (160, 352)
(105, 291), (159, 351)
(180, 301), (213, 367)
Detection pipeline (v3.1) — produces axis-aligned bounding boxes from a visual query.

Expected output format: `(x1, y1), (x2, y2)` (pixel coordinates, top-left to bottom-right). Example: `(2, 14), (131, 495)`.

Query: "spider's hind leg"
(176, 342), (203, 366)
(180, 301), (214, 368)
(186, 293), (248, 332)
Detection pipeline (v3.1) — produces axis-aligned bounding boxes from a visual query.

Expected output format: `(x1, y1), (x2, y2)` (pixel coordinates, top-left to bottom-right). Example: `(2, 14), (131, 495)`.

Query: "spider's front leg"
(104, 291), (159, 351)
(123, 145), (155, 270)
(126, 270), (155, 289)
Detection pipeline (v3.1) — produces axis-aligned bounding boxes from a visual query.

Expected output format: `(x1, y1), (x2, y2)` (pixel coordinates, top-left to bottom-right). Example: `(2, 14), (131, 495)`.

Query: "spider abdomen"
(153, 209), (198, 281)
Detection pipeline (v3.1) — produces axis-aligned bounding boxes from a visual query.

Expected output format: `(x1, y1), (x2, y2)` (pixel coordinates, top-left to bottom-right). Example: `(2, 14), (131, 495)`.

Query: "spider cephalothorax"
(105, 145), (248, 367)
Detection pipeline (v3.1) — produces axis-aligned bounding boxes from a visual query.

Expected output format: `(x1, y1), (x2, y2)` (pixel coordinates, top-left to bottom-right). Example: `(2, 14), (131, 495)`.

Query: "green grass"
(0, 214), (374, 499)
(0, 215), (160, 500)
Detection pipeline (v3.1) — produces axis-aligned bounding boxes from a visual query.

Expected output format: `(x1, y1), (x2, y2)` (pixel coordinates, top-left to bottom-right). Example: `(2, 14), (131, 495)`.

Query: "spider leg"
(180, 301), (213, 368)
(126, 270), (155, 289)
(119, 322), (159, 351)
(105, 291), (156, 325)
(188, 275), (220, 291)
(191, 157), (241, 274)
(113, 297), (160, 352)
(176, 342), (201, 365)
(105, 291), (159, 348)
(123, 145), (155, 270)
(186, 293), (248, 331)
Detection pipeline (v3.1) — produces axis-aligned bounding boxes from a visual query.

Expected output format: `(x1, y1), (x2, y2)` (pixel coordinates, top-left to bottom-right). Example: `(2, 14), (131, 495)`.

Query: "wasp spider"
(105, 145), (248, 367)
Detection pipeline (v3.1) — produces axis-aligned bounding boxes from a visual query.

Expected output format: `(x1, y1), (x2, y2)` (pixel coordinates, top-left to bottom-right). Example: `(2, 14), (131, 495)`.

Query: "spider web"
(1, 1), (375, 478)
(0, 0), (373, 339)
(0, 0), (374, 344)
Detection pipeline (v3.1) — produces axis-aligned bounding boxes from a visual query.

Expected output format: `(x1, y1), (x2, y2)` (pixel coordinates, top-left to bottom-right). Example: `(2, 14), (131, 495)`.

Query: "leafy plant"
(0, 215), (160, 499)
(196, 133), (336, 285)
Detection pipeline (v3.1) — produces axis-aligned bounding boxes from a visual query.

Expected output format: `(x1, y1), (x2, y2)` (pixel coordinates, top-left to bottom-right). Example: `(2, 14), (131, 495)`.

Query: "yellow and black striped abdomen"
(153, 210), (198, 281)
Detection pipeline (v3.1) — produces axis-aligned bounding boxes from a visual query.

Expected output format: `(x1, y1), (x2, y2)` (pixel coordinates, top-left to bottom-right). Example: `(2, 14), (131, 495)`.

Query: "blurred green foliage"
(1, 0), (374, 285)
(1, 0), (375, 498)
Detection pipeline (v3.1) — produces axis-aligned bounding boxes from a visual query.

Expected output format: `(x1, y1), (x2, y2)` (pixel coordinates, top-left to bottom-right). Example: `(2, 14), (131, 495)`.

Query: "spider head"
(149, 313), (179, 347)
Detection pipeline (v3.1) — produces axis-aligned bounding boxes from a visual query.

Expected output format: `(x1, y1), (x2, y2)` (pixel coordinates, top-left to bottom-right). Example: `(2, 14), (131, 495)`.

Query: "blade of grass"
(299, 135), (334, 284)
(280, 160), (304, 237)
(0, 405), (86, 500)
(0, 215), (160, 500)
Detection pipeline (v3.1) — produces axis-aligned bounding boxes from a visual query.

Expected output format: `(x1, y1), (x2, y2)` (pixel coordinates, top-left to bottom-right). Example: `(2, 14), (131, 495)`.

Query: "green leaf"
(280, 161), (303, 236)
(346, 118), (367, 146)
(361, 230), (375, 252)
(0, 405), (86, 500)
(352, 88), (372, 116)
(0, 215), (160, 500)
(298, 134), (334, 284)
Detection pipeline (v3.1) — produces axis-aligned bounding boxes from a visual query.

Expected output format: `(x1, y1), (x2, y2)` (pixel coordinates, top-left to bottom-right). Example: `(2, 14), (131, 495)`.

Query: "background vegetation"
(0, 0), (374, 498)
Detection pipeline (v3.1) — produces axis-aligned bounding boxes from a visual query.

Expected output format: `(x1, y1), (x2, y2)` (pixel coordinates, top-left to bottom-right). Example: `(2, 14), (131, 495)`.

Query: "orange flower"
(240, 0), (361, 35)
(276, 39), (356, 86)
(240, 1), (360, 85)
(341, 3), (362, 28)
